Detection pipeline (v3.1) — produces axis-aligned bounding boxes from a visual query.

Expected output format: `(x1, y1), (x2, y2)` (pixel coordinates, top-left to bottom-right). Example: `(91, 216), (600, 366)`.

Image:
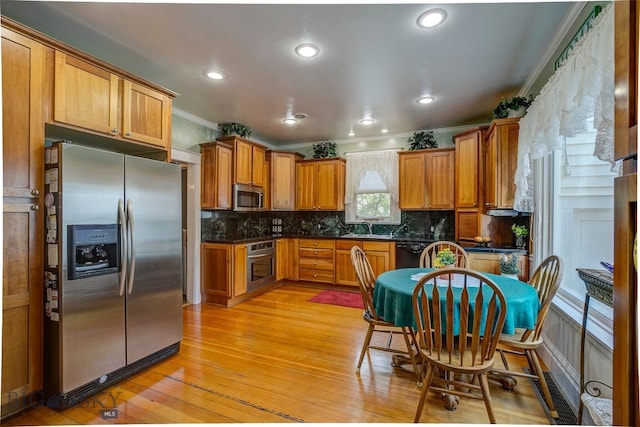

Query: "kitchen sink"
(339, 233), (393, 240)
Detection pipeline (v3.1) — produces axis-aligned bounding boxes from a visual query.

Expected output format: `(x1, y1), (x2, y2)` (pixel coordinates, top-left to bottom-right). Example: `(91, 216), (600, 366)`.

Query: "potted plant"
(218, 122), (252, 138)
(312, 140), (338, 159)
(407, 130), (438, 150)
(512, 224), (529, 249)
(492, 95), (533, 119)
(434, 248), (456, 267)
(500, 254), (521, 280)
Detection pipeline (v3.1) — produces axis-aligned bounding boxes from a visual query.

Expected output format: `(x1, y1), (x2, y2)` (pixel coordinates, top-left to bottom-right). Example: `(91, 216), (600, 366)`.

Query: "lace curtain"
(344, 150), (399, 222)
(514, 5), (614, 212)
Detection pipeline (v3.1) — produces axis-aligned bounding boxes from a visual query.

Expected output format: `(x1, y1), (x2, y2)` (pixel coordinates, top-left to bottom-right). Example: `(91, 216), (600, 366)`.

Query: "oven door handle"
(247, 252), (274, 259)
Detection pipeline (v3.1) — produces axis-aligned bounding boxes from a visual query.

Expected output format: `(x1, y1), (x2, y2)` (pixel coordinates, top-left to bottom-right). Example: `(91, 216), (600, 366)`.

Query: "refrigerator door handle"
(118, 199), (128, 296)
(126, 199), (136, 294)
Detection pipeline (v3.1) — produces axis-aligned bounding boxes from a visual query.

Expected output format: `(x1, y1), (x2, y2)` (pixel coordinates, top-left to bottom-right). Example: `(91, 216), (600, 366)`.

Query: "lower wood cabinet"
(467, 252), (529, 282)
(298, 238), (335, 283)
(335, 240), (396, 286)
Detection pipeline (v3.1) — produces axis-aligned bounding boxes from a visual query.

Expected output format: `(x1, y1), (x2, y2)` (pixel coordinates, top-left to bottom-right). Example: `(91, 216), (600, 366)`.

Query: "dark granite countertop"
(202, 233), (528, 254)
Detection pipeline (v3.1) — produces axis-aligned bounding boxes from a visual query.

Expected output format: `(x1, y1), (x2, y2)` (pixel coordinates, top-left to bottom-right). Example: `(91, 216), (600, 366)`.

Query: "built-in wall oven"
(247, 239), (276, 291)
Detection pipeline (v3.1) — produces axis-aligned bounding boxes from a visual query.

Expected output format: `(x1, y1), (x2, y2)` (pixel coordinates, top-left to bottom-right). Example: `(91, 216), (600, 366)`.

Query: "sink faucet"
(363, 221), (373, 235)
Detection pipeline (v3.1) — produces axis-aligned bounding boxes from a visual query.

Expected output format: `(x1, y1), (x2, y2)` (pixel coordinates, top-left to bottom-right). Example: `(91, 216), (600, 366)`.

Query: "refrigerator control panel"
(68, 224), (120, 280)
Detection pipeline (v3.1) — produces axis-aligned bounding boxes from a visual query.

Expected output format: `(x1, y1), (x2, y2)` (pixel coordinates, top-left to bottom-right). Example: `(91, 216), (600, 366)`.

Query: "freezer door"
(124, 155), (183, 363)
(58, 144), (126, 392)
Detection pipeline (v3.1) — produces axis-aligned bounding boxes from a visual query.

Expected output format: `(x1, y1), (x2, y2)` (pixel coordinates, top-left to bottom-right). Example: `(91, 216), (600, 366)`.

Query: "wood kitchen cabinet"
(1, 25), (47, 416)
(484, 118), (520, 210)
(52, 51), (174, 150)
(335, 240), (395, 286)
(200, 141), (233, 210)
(296, 158), (346, 211)
(268, 150), (303, 210)
(467, 252), (529, 282)
(298, 239), (335, 283)
(217, 136), (266, 187)
(399, 148), (454, 210)
(200, 243), (250, 306)
(454, 127), (487, 243)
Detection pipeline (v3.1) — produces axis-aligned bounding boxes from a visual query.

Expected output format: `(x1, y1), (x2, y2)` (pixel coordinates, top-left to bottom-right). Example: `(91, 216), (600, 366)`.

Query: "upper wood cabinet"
(217, 136), (266, 187)
(268, 150), (303, 211)
(399, 148), (454, 210)
(200, 141), (233, 210)
(52, 51), (173, 149)
(296, 158), (346, 211)
(454, 127), (486, 208)
(1, 26), (47, 416)
(484, 118), (520, 210)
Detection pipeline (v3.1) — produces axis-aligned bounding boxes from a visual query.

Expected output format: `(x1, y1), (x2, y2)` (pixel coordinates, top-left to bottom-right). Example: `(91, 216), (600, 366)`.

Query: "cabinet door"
(270, 152), (299, 210)
(234, 139), (253, 185)
(399, 152), (427, 209)
(53, 51), (119, 135)
(251, 145), (266, 187)
(233, 244), (247, 296)
(200, 244), (232, 298)
(275, 239), (286, 281)
(121, 80), (171, 148)
(315, 161), (340, 210)
(364, 241), (395, 277)
(484, 130), (498, 208)
(426, 149), (454, 209)
(335, 240), (361, 286)
(456, 209), (480, 242)
(455, 130), (481, 208)
(496, 122), (519, 208)
(200, 143), (232, 209)
(2, 27), (46, 410)
(296, 162), (316, 210)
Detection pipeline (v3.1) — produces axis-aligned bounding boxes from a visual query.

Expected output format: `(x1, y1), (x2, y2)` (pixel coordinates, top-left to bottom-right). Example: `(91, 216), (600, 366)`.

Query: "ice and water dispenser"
(67, 224), (120, 280)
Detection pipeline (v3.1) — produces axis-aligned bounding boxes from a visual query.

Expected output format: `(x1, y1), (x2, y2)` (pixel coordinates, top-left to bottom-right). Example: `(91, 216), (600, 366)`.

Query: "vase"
(508, 107), (526, 118)
(515, 235), (526, 249)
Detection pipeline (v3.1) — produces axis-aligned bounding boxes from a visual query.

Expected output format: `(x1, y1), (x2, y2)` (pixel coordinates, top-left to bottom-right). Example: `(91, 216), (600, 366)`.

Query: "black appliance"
(395, 241), (429, 268)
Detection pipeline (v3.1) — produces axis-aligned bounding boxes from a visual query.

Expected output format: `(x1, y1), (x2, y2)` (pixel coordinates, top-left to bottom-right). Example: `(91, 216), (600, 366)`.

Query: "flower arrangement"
(492, 95), (534, 119)
(218, 122), (252, 138)
(434, 248), (456, 267)
(499, 254), (521, 275)
(312, 140), (338, 158)
(511, 224), (529, 237)
(407, 130), (438, 150)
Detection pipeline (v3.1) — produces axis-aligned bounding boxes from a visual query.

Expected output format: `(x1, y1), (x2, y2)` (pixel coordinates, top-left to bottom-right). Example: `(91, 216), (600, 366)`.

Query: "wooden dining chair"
(491, 255), (564, 419)
(419, 241), (469, 268)
(350, 245), (420, 383)
(412, 267), (507, 424)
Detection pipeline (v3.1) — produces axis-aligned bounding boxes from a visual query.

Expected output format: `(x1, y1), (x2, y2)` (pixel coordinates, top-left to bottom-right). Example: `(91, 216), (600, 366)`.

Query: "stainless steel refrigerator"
(43, 142), (182, 408)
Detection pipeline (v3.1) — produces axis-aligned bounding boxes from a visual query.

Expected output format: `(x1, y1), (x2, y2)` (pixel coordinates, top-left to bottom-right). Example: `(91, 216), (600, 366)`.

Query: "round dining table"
(373, 267), (540, 335)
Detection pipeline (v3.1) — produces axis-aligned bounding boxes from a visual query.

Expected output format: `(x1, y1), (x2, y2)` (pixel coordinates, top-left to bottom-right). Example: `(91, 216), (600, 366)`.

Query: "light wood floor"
(4, 284), (552, 424)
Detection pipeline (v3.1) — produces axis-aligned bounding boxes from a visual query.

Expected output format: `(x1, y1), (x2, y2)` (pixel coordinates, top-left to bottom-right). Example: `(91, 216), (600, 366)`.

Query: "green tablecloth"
(373, 268), (539, 335)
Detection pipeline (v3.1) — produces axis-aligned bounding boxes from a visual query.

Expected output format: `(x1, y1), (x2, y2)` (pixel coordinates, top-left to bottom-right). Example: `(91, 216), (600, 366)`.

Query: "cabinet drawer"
(335, 239), (360, 250)
(299, 247), (333, 258)
(299, 257), (334, 271)
(363, 241), (392, 252)
(298, 239), (334, 249)
(299, 268), (335, 283)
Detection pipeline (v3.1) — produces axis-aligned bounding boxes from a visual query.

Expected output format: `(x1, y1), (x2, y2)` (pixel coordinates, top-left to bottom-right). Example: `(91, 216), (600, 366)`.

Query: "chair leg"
(527, 349), (559, 419)
(356, 324), (375, 373)
(478, 373), (497, 424)
(414, 363), (436, 423)
(401, 327), (422, 386)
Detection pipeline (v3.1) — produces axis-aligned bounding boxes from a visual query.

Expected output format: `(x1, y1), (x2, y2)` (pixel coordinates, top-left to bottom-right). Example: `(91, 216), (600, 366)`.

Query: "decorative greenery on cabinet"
(407, 130), (438, 150)
(311, 140), (338, 158)
(218, 122), (252, 138)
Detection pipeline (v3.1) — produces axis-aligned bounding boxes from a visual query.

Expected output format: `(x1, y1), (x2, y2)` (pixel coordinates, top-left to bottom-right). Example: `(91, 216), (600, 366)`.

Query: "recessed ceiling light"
(205, 70), (226, 80)
(381, 128), (388, 133)
(295, 43), (319, 58)
(359, 118), (375, 126)
(417, 96), (436, 105)
(283, 118), (297, 125)
(348, 129), (355, 136)
(417, 8), (447, 28)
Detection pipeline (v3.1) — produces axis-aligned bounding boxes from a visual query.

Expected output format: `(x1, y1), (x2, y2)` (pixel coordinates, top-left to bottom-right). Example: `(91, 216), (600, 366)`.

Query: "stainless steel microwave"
(233, 183), (265, 211)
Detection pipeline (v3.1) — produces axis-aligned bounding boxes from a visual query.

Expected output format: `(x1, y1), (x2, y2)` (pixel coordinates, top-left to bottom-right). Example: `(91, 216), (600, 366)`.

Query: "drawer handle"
(111, 128), (118, 134)
(31, 204), (39, 211)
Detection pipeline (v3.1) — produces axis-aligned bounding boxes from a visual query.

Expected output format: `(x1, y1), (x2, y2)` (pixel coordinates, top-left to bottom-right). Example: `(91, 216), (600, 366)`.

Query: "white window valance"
(514, 5), (614, 212)
(344, 150), (400, 223)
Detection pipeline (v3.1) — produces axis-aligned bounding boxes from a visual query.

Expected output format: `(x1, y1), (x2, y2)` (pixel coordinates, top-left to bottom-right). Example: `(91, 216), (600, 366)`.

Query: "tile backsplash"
(201, 210), (454, 242)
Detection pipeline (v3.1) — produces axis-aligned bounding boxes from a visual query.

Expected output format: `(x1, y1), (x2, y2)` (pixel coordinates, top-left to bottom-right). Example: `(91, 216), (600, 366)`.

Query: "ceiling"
(1, 1), (577, 146)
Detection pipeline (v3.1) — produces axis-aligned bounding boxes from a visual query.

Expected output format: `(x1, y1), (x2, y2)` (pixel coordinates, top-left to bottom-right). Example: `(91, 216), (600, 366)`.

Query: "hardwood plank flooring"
(3, 284), (551, 424)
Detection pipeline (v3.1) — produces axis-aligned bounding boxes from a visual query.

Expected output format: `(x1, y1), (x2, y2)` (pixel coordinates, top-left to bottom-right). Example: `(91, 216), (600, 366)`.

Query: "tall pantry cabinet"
(1, 25), (48, 416)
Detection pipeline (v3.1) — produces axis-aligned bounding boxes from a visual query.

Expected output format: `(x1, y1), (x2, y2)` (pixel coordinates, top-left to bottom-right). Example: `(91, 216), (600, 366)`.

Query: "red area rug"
(308, 290), (364, 309)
